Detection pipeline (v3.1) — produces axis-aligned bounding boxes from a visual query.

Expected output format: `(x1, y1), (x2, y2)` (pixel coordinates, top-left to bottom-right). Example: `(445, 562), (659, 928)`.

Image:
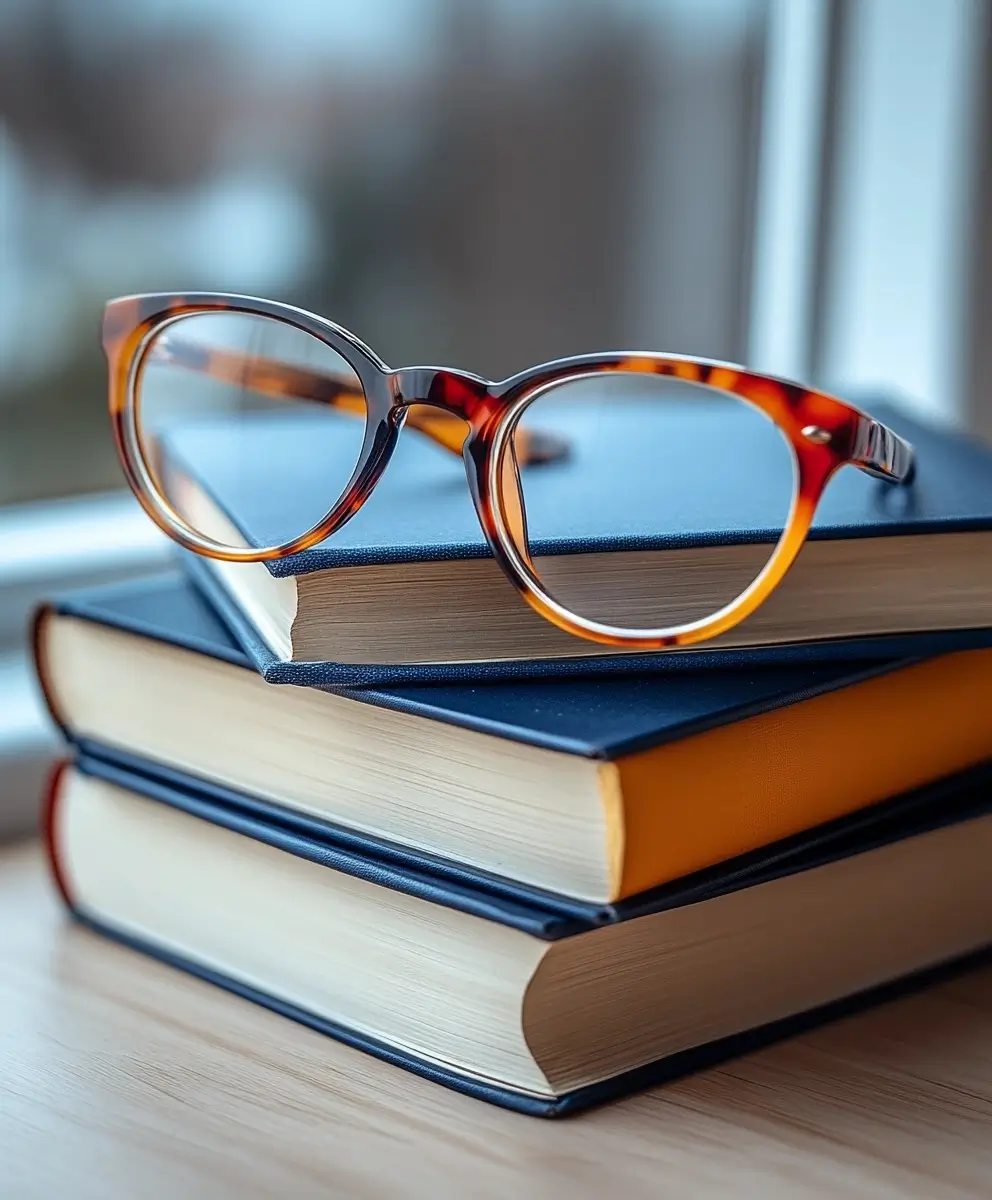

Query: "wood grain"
(2, 840), (990, 1199)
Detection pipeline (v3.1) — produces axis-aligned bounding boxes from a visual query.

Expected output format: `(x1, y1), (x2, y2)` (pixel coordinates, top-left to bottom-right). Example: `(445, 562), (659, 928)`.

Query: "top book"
(165, 397), (992, 686)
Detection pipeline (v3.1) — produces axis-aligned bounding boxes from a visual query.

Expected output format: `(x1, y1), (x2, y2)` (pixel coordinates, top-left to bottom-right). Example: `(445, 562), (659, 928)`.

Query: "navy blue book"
(46, 752), (992, 1116)
(35, 572), (992, 906)
(163, 400), (992, 685)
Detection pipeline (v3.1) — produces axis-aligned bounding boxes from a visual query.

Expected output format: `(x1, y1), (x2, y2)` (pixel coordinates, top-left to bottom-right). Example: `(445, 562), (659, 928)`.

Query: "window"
(1, 0), (989, 832)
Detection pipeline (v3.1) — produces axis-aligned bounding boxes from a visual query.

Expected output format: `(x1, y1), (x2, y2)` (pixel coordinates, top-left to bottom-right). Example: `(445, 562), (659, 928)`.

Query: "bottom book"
(45, 754), (992, 1118)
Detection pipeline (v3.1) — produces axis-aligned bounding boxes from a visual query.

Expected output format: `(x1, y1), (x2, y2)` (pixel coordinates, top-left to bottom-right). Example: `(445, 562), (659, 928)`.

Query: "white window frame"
(750, 0), (986, 425)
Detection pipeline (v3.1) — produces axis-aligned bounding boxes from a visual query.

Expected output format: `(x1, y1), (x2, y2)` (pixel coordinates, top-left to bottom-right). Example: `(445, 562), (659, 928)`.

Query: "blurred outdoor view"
(0, 0), (766, 508)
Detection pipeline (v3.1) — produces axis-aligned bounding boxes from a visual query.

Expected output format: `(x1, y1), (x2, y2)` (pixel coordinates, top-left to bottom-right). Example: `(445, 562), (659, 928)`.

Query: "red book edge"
(42, 758), (75, 909)
(33, 601), (75, 908)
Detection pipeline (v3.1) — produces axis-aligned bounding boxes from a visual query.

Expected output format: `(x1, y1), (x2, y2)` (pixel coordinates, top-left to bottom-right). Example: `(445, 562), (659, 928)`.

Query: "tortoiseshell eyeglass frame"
(104, 292), (915, 650)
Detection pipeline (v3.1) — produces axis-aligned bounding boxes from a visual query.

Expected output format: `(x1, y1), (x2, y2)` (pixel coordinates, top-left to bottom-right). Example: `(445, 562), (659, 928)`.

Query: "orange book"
(35, 573), (992, 905)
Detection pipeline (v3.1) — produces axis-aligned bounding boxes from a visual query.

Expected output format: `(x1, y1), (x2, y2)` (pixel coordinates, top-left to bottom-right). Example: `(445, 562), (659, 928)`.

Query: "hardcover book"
(35, 573), (992, 903)
(46, 754), (992, 1116)
(162, 401), (992, 685)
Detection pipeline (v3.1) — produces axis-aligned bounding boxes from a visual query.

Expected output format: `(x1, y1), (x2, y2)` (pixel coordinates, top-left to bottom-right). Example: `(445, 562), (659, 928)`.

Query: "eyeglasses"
(103, 292), (915, 650)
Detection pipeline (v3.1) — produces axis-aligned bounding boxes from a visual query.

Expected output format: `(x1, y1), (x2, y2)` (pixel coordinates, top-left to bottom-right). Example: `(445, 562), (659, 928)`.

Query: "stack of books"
(34, 402), (992, 1117)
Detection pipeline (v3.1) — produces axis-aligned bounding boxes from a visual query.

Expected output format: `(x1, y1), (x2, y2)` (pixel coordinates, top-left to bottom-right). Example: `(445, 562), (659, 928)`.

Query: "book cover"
(172, 402), (992, 572)
(169, 400), (992, 685)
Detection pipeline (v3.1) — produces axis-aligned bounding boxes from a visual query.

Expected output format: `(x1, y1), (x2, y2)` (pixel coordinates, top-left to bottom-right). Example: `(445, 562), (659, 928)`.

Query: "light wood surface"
(2, 840), (991, 1199)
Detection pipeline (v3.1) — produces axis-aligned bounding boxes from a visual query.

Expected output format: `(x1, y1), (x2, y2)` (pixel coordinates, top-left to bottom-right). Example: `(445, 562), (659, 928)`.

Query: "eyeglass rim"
(483, 371), (805, 647)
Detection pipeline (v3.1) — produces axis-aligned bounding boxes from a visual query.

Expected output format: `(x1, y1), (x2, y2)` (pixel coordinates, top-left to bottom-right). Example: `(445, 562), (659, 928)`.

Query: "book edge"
(64, 907), (992, 1118)
(184, 549), (992, 696)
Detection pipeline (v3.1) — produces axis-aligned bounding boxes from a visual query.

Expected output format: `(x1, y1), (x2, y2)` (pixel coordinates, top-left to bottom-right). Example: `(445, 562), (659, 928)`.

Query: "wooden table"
(2, 841), (990, 1199)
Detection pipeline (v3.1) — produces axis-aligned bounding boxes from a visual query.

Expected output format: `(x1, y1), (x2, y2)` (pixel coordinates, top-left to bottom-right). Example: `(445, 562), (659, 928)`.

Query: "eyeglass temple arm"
(149, 335), (570, 466)
(848, 416), (916, 485)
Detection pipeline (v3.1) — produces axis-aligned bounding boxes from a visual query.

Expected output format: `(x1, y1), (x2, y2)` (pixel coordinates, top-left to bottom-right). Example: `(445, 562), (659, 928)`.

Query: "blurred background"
(0, 0), (990, 830)
(0, 0), (771, 506)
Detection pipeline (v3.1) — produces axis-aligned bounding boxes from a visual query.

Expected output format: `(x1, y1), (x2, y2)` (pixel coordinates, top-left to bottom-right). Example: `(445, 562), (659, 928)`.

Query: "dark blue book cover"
(168, 402), (992, 569)
(167, 399), (992, 686)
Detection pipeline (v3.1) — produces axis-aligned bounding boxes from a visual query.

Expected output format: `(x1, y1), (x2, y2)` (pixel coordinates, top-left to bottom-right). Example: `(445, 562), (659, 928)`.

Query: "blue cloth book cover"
(163, 399), (992, 686)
